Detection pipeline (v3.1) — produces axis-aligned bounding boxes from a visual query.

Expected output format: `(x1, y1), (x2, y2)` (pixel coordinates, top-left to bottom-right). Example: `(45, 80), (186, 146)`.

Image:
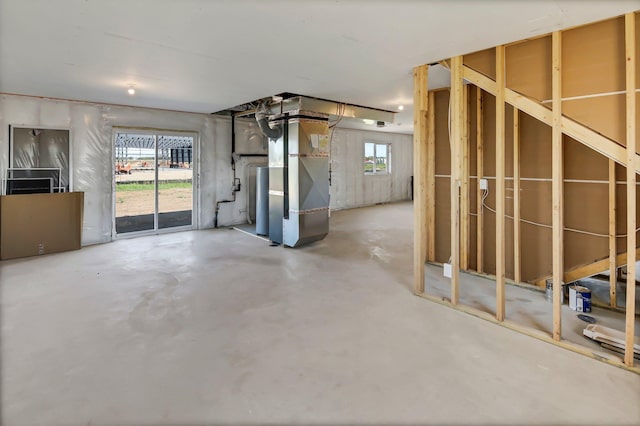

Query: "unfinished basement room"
(1, 1), (639, 425)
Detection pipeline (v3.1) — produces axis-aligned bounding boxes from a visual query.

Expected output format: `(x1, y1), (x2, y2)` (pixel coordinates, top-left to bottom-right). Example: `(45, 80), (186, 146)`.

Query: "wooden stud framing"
(461, 64), (640, 172)
(419, 13), (640, 373)
(624, 12), (636, 367)
(534, 248), (640, 288)
(476, 88), (484, 273)
(513, 108), (521, 284)
(413, 64), (429, 295)
(451, 56), (464, 305)
(496, 46), (506, 321)
(427, 92), (436, 262)
(609, 159), (617, 308)
(551, 31), (563, 342)
(461, 85), (471, 270)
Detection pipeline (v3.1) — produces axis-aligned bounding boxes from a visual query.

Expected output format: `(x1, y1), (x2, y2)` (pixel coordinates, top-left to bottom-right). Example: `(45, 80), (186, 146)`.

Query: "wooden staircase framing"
(414, 12), (639, 369)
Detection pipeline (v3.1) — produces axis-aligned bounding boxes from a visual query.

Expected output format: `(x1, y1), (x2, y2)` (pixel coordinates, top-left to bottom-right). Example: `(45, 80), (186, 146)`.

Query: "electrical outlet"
(443, 263), (452, 278)
(232, 178), (241, 192)
(479, 178), (488, 190)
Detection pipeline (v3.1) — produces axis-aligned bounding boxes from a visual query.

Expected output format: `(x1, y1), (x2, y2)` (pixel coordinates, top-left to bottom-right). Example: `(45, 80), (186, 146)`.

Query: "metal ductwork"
(267, 110), (330, 247)
(256, 95), (396, 125)
(255, 101), (283, 140)
(251, 95), (393, 248)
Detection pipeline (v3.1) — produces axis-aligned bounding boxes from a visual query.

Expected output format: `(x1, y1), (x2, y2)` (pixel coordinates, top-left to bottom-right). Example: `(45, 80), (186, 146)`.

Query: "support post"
(451, 56), (464, 305)
(552, 31), (564, 341)
(624, 12), (636, 367)
(476, 88), (484, 273)
(496, 45), (506, 321)
(609, 159), (617, 308)
(513, 108), (521, 284)
(461, 85), (470, 270)
(427, 92), (436, 262)
(413, 64), (429, 295)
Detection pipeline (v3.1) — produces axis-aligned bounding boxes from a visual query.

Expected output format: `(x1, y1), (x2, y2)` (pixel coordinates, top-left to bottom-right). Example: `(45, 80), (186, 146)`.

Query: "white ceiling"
(1, 1), (638, 134)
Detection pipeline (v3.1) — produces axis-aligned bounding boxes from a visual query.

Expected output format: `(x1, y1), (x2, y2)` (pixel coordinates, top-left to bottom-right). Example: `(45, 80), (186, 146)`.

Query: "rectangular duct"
(281, 96), (395, 124)
(238, 96), (395, 125)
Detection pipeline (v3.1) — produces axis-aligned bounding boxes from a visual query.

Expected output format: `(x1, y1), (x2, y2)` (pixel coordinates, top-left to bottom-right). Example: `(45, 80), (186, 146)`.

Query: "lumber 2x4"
(427, 92), (436, 262)
(513, 108), (521, 284)
(461, 85), (470, 271)
(609, 159), (617, 308)
(495, 46), (506, 322)
(551, 31), (563, 342)
(450, 56), (464, 305)
(413, 64), (429, 295)
(624, 12), (636, 367)
(460, 65), (640, 173)
(533, 248), (640, 287)
(476, 88), (484, 273)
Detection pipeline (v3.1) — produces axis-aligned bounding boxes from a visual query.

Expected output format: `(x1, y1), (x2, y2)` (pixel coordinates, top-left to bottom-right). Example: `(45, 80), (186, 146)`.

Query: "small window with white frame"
(364, 142), (391, 174)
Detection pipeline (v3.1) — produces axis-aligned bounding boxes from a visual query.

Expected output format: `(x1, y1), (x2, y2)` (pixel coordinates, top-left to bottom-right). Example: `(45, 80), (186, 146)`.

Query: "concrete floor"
(1, 202), (639, 425)
(579, 275), (640, 313)
(115, 210), (193, 234)
(424, 264), (640, 360)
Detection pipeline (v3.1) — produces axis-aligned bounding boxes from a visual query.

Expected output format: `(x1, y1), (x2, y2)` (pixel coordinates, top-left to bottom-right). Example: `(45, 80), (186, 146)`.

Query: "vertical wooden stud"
(461, 85), (470, 270)
(451, 56), (464, 305)
(551, 31), (564, 342)
(513, 108), (521, 284)
(624, 12), (636, 367)
(476, 88), (484, 273)
(413, 64), (429, 295)
(609, 159), (617, 308)
(496, 45), (506, 322)
(427, 92), (436, 262)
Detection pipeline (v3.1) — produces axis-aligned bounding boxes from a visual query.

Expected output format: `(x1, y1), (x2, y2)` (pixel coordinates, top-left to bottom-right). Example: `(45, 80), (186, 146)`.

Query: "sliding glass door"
(157, 134), (194, 229)
(114, 130), (195, 236)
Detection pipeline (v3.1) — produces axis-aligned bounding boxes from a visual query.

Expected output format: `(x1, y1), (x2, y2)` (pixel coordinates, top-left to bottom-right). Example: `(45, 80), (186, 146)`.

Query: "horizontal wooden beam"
(460, 65), (640, 173)
(533, 247), (640, 287)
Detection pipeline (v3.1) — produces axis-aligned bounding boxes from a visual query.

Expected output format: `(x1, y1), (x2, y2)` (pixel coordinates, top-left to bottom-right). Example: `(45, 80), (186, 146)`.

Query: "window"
(364, 142), (391, 174)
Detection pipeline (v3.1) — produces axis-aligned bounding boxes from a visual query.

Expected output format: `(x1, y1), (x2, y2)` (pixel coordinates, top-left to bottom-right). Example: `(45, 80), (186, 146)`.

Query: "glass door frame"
(111, 127), (199, 239)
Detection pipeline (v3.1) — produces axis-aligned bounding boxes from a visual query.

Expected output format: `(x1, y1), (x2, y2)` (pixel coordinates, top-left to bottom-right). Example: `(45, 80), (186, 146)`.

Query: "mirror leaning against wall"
(1, 126), (82, 261)
(5, 126), (70, 194)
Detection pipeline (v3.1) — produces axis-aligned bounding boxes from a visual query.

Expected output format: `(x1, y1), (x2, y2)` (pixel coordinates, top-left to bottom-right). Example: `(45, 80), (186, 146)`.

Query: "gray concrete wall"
(329, 127), (413, 210)
(0, 94), (412, 244)
(0, 94), (240, 244)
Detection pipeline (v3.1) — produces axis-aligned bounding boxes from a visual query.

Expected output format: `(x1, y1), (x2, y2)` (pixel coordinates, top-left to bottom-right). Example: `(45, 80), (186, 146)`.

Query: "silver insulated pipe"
(255, 101), (282, 140)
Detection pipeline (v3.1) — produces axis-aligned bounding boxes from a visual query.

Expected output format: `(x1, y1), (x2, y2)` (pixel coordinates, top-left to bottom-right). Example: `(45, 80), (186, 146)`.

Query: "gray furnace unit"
(268, 112), (330, 247)
(254, 95), (394, 248)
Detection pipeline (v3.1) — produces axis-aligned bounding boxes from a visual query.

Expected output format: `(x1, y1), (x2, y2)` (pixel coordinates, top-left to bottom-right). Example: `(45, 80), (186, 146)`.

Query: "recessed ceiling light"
(398, 105), (404, 111)
(362, 119), (375, 125)
(127, 86), (136, 95)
